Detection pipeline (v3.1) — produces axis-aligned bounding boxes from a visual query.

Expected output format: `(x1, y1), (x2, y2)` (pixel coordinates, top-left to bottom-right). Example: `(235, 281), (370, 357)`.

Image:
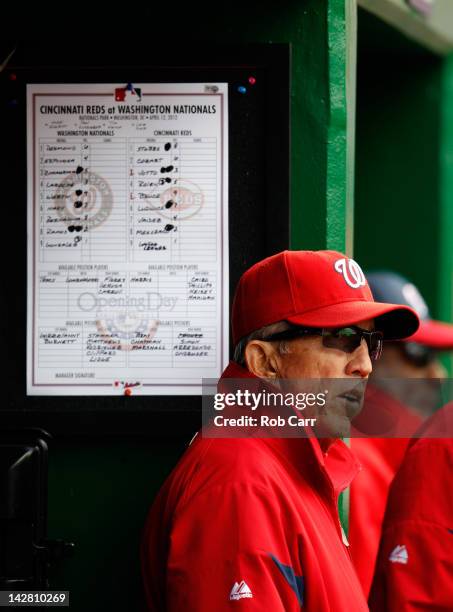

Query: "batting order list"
(27, 83), (229, 395)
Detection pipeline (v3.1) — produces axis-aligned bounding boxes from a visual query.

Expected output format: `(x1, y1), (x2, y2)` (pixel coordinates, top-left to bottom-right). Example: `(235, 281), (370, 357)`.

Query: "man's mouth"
(337, 387), (364, 417)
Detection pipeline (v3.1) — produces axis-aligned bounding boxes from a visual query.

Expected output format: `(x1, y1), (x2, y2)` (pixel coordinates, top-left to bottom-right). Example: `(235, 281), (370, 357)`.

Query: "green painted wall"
(439, 55), (453, 371)
(355, 9), (443, 315)
(208, 0), (355, 253)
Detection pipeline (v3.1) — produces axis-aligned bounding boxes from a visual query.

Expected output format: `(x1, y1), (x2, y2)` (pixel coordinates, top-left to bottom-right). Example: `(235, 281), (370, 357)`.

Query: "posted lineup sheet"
(27, 83), (229, 396)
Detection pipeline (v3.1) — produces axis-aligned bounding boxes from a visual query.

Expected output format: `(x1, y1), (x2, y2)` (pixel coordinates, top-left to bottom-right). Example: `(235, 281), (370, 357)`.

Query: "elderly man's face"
(245, 318), (374, 438)
(278, 319), (373, 437)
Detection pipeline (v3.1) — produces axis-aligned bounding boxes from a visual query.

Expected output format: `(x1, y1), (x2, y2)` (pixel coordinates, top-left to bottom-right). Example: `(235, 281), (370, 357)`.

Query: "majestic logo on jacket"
(389, 544), (408, 564)
(334, 258), (367, 289)
(229, 580), (253, 600)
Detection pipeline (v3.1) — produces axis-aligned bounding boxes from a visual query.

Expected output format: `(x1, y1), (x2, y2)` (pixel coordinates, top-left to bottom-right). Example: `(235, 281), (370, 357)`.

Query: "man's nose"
(345, 339), (373, 378)
(426, 359), (448, 380)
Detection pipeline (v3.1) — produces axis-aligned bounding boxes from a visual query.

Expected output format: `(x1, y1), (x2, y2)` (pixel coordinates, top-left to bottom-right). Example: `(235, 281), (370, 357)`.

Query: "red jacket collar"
(219, 361), (361, 498)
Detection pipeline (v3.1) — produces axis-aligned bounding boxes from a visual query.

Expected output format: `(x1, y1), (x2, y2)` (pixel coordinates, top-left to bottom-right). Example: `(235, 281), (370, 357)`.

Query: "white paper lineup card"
(27, 83), (229, 396)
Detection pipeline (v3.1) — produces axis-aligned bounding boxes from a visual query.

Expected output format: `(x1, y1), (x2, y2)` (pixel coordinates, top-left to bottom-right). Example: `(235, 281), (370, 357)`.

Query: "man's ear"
(245, 340), (280, 378)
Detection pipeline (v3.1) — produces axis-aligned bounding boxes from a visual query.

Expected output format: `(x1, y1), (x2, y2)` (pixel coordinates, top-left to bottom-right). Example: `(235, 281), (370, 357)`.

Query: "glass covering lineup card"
(27, 83), (229, 396)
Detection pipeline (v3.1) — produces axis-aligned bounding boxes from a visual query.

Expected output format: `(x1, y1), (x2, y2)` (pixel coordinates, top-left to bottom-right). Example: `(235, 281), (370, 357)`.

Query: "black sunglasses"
(261, 325), (383, 361)
(400, 342), (438, 368)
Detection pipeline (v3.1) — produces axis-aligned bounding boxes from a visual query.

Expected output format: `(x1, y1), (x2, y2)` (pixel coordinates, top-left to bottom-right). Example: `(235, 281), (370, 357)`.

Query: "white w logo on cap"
(334, 258), (366, 289)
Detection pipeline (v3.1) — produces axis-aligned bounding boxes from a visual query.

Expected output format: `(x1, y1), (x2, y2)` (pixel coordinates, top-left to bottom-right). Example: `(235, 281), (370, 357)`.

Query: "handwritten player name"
(40, 331), (80, 344)
(173, 331), (212, 357)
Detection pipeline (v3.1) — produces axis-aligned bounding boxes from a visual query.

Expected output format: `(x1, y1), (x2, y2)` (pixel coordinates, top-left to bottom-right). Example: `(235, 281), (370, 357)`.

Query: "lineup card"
(27, 83), (229, 396)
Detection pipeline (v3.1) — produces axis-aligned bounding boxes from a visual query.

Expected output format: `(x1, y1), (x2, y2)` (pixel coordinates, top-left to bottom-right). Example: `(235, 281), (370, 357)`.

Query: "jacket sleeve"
(368, 437), (453, 612)
(163, 481), (304, 611)
(369, 521), (453, 611)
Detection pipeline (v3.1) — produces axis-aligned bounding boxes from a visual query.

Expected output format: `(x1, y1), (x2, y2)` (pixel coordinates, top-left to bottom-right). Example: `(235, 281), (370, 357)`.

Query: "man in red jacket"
(141, 250), (419, 611)
(369, 403), (453, 611)
(349, 272), (453, 598)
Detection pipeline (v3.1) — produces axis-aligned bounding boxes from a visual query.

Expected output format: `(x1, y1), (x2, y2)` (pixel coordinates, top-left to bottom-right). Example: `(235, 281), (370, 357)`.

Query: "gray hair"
(233, 320), (293, 367)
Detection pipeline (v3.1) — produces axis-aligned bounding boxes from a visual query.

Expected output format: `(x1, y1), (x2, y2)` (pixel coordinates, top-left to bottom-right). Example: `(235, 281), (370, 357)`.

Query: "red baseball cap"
(410, 320), (453, 348)
(231, 250), (420, 345)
